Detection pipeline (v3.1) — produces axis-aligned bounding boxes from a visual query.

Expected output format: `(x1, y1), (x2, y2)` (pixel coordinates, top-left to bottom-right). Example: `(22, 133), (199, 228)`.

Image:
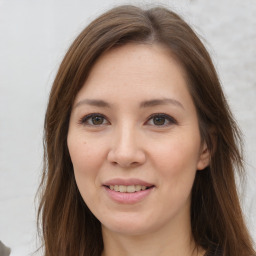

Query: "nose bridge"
(117, 121), (135, 147)
(107, 120), (145, 167)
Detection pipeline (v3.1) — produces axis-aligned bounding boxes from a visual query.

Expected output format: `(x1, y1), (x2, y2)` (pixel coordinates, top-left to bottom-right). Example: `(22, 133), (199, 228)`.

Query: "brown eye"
(153, 116), (166, 125)
(80, 113), (109, 126)
(91, 116), (104, 125)
(146, 114), (177, 127)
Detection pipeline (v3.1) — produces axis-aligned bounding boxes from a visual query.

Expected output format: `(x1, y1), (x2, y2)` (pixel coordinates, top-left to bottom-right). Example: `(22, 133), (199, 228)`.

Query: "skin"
(67, 43), (210, 256)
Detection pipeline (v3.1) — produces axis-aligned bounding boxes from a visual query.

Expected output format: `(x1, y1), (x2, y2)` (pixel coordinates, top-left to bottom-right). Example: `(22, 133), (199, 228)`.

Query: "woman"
(37, 5), (256, 256)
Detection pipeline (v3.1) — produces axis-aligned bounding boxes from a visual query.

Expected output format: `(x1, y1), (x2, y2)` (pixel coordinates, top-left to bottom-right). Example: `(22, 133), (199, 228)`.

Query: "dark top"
(204, 247), (223, 256)
(205, 252), (222, 256)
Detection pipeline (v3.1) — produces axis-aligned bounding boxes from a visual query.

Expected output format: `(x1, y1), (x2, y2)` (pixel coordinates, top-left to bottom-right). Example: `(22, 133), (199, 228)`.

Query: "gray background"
(0, 0), (255, 255)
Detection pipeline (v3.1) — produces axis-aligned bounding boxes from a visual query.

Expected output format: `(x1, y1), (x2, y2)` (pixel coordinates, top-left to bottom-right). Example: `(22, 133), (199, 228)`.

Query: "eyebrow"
(139, 98), (184, 109)
(74, 98), (184, 110)
(74, 99), (111, 108)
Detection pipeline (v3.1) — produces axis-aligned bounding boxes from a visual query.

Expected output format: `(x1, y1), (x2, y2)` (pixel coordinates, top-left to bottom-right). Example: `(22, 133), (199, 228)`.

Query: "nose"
(107, 124), (146, 168)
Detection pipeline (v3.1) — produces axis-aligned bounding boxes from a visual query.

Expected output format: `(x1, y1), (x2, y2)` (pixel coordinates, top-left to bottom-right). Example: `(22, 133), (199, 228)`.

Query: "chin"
(100, 213), (161, 236)
(104, 223), (151, 236)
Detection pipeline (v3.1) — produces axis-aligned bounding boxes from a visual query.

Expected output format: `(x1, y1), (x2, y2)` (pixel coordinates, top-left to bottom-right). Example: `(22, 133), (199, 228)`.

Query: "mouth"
(103, 179), (155, 203)
(104, 184), (155, 193)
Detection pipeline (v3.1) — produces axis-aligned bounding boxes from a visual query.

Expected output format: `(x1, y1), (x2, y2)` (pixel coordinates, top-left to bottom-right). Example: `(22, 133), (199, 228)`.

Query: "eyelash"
(78, 113), (108, 126)
(78, 113), (177, 127)
(146, 113), (177, 126)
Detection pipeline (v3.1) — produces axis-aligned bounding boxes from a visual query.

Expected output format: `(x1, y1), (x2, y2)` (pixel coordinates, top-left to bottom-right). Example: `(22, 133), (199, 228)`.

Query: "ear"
(197, 141), (211, 170)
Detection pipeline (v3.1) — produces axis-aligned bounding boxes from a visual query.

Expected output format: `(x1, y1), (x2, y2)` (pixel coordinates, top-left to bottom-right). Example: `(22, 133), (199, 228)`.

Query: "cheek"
(152, 140), (199, 216)
(67, 133), (106, 199)
(151, 134), (201, 190)
(68, 142), (101, 214)
(68, 132), (105, 173)
(153, 138), (200, 171)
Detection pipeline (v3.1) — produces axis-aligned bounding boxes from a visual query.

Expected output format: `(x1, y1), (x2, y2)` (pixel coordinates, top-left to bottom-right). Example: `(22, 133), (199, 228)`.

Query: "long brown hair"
(37, 5), (255, 256)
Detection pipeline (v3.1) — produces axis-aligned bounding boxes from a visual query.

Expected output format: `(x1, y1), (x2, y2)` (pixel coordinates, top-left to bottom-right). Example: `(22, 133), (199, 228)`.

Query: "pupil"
(92, 116), (103, 125)
(153, 116), (165, 125)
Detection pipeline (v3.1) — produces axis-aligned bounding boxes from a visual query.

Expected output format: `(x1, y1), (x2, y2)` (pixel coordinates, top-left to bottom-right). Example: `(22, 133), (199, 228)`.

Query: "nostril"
(107, 144), (146, 168)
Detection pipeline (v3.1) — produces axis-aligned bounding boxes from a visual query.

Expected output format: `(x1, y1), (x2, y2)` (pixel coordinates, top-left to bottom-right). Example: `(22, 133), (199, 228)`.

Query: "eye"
(146, 113), (177, 126)
(79, 113), (109, 126)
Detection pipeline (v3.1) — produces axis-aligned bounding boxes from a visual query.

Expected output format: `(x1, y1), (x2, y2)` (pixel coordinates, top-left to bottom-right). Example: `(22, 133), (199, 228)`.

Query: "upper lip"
(103, 178), (154, 187)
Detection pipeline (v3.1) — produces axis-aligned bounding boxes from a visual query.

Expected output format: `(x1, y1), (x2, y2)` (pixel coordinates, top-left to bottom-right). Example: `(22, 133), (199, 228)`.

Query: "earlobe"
(197, 142), (211, 170)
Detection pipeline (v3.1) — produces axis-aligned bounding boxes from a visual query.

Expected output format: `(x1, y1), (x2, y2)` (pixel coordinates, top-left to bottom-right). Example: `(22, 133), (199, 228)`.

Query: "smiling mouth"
(104, 185), (154, 193)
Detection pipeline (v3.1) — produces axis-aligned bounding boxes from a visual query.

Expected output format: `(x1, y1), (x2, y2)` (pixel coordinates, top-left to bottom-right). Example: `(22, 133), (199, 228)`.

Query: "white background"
(0, 0), (255, 255)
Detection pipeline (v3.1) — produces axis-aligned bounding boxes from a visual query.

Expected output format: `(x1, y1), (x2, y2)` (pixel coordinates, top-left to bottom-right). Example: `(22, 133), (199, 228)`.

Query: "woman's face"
(68, 44), (209, 236)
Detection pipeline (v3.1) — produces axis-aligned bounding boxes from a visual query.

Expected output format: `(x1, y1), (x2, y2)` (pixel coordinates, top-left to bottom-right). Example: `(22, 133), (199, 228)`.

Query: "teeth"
(119, 185), (127, 193)
(108, 185), (149, 193)
(135, 185), (140, 192)
(127, 185), (135, 193)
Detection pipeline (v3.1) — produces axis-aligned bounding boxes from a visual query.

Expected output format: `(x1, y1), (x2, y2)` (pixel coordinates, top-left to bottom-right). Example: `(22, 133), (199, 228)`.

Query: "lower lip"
(103, 186), (154, 204)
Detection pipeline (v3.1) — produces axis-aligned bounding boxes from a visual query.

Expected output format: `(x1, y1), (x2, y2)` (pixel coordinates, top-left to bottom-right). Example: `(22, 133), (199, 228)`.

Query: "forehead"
(87, 43), (185, 82)
(74, 43), (192, 108)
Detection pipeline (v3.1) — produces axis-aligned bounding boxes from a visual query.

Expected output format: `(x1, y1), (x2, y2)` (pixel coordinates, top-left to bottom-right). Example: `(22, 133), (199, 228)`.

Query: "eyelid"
(77, 112), (177, 127)
(145, 113), (178, 126)
(78, 113), (110, 126)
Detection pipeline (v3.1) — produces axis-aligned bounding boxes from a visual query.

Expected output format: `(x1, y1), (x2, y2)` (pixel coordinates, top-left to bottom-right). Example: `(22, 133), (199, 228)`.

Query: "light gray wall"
(0, 0), (255, 254)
